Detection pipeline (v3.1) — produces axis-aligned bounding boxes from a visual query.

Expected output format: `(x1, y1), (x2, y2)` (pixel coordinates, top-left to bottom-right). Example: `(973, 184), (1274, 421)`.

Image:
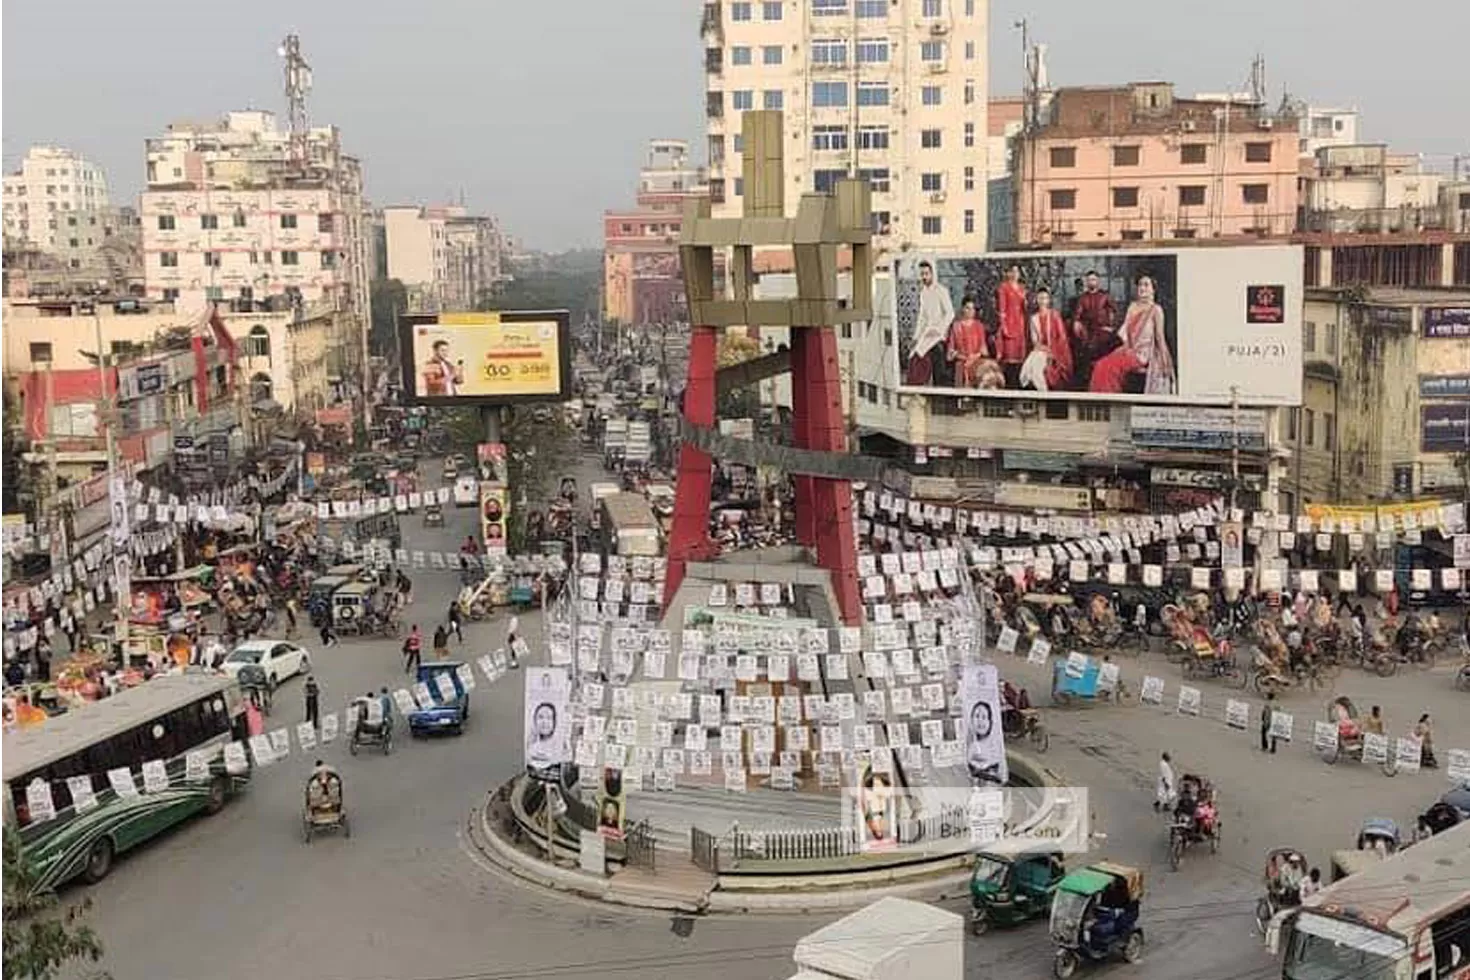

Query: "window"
(1303, 322), (1316, 352)
(920, 41), (943, 62)
(731, 46), (752, 66)
(856, 82), (889, 106)
(321, 250), (337, 269)
(1324, 414), (1335, 451)
(963, 166), (975, 191)
(732, 90), (754, 110)
(1113, 145), (1140, 166)
(66, 216), (77, 227)
(1242, 183), (1269, 204)
(1045, 401), (1070, 420)
(1121, 229), (1145, 240)
(811, 39), (847, 64)
(1324, 322), (1337, 356)
(157, 215), (175, 230)
(1173, 228), (1198, 239)
(847, 126), (882, 151)
(1181, 143), (1207, 164)
(922, 0), (942, 13)
(203, 251), (221, 268)
(733, 133), (744, 153)
(963, 209), (975, 234)
(983, 402), (1014, 419)
(963, 122), (974, 147)
(921, 129), (942, 149)
(1049, 189), (1076, 210)
(811, 0), (847, 14)
(871, 210), (891, 232)
(921, 172), (943, 192)
(922, 85), (942, 106)
(163, 288), (180, 302)
(964, 80), (975, 104)
(763, 90), (783, 110)
(1049, 146), (1076, 168)
(281, 250), (299, 265)
(1286, 408), (1299, 442)
(860, 168), (890, 192)
(814, 169), (847, 193)
(731, 1), (752, 20)
(1303, 408), (1315, 447)
(29, 342), (53, 363)
(733, 177), (745, 196)
(1179, 185), (1206, 207)
(921, 215), (943, 235)
(1078, 403), (1111, 422)
(855, 38), (888, 63)
(160, 251), (179, 267)
(855, 0), (885, 15)
(233, 212), (247, 228)
(762, 0), (782, 19)
(762, 45), (782, 65)
(317, 213), (333, 233)
(1245, 142), (1272, 163)
(204, 286), (223, 302)
(812, 81), (848, 107)
(1112, 186), (1139, 208)
(964, 39), (975, 59)
(280, 213), (297, 229)
(813, 125), (849, 151)
(200, 214), (219, 230)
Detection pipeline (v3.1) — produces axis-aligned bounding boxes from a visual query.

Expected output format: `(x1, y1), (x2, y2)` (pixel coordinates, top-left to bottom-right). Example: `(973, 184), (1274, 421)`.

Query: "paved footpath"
(65, 473), (1467, 979)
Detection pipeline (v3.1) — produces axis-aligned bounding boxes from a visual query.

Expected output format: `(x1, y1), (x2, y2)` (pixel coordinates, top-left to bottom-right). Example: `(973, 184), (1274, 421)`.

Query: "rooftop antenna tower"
(279, 34), (313, 170)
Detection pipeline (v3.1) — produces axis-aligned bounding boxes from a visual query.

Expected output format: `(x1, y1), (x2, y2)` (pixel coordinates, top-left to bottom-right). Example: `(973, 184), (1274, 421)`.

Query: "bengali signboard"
(1420, 374), (1470, 399)
(891, 245), (1303, 405)
(1422, 307), (1470, 339)
(399, 310), (572, 406)
(1422, 404), (1470, 453)
(1150, 468), (1265, 491)
(1130, 406), (1269, 451)
(993, 482), (1092, 513)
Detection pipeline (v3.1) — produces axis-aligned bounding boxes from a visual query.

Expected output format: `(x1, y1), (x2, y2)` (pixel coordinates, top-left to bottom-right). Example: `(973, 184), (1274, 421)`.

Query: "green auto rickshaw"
(1049, 862), (1145, 978)
(970, 851), (1067, 936)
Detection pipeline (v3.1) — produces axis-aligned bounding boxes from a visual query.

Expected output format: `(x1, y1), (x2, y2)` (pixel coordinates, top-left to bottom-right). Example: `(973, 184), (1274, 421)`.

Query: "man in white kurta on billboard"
(904, 260), (955, 387)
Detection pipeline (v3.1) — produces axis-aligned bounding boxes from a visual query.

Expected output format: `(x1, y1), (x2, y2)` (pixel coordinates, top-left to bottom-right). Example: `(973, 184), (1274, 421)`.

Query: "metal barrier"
(624, 820), (657, 872)
(690, 826), (720, 872)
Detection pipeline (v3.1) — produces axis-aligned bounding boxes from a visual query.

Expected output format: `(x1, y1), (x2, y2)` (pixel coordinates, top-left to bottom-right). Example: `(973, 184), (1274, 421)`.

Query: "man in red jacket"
(1070, 270), (1117, 390)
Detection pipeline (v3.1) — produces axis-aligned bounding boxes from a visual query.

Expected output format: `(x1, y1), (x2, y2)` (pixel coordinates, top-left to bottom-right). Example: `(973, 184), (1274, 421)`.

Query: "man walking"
(506, 614), (522, 668)
(447, 600), (464, 644)
(304, 674), (321, 729)
(403, 625), (423, 673)
(1260, 692), (1278, 753)
(1154, 752), (1176, 811)
(319, 617), (338, 648)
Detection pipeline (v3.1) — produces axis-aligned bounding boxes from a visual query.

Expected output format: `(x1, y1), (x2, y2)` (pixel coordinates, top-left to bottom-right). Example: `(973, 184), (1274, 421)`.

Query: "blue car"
(408, 661), (470, 737)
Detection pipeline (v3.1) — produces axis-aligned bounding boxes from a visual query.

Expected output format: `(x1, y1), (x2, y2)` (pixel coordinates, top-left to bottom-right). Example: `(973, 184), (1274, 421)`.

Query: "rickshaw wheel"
(1053, 949), (1079, 979)
(1210, 829), (1220, 854)
(1323, 744), (1340, 765)
(303, 820), (313, 844)
(349, 738), (359, 756)
(1031, 726), (1050, 753)
(1168, 833), (1184, 870)
(342, 816), (351, 839)
(1123, 931), (1144, 963)
(1381, 758), (1397, 777)
(969, 910), (991, 937)
(1254, 897), (1273, 934)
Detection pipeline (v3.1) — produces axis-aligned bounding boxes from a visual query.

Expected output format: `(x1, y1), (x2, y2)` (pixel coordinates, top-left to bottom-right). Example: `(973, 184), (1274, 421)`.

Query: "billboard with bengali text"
(1423, 307), (1470, 339)
(1422, 403), (1470, 453)
(398, 310), (571, 406)
(891, 246), (1303, 405)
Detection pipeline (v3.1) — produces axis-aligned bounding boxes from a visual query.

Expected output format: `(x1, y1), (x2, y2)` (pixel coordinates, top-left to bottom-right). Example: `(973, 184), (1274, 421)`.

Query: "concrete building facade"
(1299, 144), (1462, 236)
(1012, 82), (1300, 245)
(702, 0), (990, 258)
(138, 111), (372, 398)
(2, 146), (112, 253)
(384, 204), (504, 312)
(604, 140), (707, 325)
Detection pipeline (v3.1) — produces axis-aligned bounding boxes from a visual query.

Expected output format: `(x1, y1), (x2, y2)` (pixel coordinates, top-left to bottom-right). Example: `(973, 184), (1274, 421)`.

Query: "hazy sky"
(4, 0), (1467, 250)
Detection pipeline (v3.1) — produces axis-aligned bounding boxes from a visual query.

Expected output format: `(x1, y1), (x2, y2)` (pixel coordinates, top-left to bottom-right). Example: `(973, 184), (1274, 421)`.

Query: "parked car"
(222, 640), (312, 687)
(408, 661), (470, 737)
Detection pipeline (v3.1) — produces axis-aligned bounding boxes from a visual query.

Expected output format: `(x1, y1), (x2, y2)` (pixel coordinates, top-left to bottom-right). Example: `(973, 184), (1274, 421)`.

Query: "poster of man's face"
(962, 663), (1009, 785)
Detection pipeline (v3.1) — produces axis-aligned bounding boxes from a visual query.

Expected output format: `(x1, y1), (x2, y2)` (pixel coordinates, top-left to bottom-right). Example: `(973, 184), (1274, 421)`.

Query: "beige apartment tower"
(702, 0), (989, 258)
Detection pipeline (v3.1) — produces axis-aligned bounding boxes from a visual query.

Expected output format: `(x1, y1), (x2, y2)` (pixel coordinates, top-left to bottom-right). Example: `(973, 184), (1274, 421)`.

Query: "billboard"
(399, 310), (572, 406)
(892, 246), (1303, 404)
(480, 484), (508, 556)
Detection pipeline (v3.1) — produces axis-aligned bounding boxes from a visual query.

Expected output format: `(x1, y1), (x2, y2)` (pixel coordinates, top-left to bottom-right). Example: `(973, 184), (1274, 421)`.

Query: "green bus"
(3, 672), (250, 894)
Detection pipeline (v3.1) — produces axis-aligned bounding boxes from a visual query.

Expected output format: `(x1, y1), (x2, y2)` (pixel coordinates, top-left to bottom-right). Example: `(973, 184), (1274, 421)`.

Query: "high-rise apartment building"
(604, 139), (707, 324)
(384, 204), (505, 312)
(701, 0), (989, 257)
(2, 146), (112, 252)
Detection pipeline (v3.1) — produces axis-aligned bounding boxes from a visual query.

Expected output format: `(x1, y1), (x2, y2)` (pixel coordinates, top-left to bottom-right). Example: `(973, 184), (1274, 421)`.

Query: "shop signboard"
(993, 482), (1092, 513)
(891, 245), (1303, 405)
(1419, 374), (1470, 399)
(1151, 467), (1265, 491)
(1422, 404), (1470, 453)
(1422, 307), (1470, 339)
(1002, 450), (1077, 473)
(1130, 406), (1268, 451)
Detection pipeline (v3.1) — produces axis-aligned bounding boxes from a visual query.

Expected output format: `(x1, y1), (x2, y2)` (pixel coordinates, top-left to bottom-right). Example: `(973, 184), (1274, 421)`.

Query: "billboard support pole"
(1230, 385), (1241, 512)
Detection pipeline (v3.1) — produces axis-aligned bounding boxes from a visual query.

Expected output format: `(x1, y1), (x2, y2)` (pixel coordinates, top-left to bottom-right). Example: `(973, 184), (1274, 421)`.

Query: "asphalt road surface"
(68, 466), (1468, 980)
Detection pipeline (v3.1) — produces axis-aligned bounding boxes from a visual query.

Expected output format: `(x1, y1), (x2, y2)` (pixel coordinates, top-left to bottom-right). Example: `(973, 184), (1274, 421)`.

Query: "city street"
(67, 469), (1468, 980)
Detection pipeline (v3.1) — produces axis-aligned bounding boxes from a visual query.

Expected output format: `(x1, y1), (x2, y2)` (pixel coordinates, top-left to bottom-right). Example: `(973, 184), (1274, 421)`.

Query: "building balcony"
(700, 3), (722, 39)
(706, 48), (722, 74)
(706, 94), (725, 119)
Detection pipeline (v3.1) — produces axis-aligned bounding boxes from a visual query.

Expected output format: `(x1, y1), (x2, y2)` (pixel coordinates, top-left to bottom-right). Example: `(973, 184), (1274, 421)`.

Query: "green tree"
(479, 251), (602, 326)
(3, 830), (107, 980)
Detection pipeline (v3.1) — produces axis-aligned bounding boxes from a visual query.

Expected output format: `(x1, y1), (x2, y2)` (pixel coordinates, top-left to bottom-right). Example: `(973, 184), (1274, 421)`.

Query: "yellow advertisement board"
(1304, 499), (1445, 527)
(403, 311), (569, 403)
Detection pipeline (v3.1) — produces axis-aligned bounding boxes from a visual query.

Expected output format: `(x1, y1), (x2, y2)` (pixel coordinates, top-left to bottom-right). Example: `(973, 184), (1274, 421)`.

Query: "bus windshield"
(1284, 914), (1407, 980)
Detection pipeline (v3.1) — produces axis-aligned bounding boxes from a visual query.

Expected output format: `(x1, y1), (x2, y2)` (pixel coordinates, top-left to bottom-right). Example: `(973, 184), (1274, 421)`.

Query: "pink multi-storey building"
(1012, 82), (1300, 245)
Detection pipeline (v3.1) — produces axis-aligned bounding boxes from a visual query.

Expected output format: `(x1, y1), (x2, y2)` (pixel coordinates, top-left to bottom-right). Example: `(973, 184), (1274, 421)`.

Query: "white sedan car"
(223, 640), (312, 687)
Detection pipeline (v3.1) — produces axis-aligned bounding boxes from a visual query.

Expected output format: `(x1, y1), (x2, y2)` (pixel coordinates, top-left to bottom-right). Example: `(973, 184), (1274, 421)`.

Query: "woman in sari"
(1088, 274), (1175, 395)
(945, 297), (996, 388)
(1018, 287), (1074, 391)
